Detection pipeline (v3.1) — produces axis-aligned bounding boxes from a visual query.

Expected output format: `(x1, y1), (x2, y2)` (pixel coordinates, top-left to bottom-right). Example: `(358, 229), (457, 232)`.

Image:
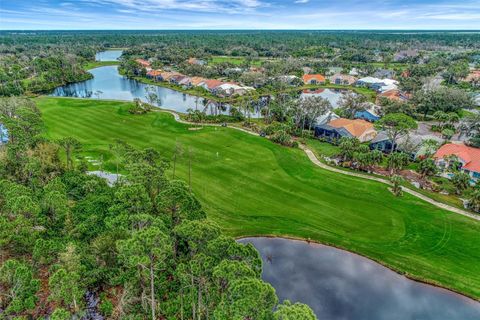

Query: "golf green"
(37, 97), (480, 299)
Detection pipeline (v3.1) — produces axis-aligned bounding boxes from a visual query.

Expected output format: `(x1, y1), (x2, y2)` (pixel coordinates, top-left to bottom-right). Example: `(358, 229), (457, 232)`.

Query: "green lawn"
(37, 97), (480, 299)
(83, 61), (119, 70)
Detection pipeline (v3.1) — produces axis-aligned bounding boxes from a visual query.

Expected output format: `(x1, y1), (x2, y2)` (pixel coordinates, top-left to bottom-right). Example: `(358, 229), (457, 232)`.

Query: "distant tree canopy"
(412, 87), (474, 118)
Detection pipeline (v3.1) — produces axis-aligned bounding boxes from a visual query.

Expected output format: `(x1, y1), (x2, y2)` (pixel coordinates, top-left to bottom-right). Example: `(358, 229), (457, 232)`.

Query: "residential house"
(216, 83), (254, 96)
(190, 76), (207, 87)
(315, 118), (377, 143)
(394, 49), (419, 62)
(464, 70), (480, 87)
(135, 59), (151, 68)
(0, 123), (8, 144)
(160, 71), (181, 82)
(199, 79), (224, 93)
(434, 143), (480, 182)
(302, 74), (326, 85)
(178, 76), (193, 88)
(187, 58), (206, 66)
(373, 69), (395, 79)
(356, 77), (398, 92)
(146, 70), (163, 81)
(376, 89), (410, 103)
(224, 67), (243, 76)
(315, 111), (340, 126)
(329, 73), (357, 85)
(249, 67), (265, 73)
(169, 74), (187, 85)
(370, 132), (442, 159)
(354, 103), (381, 122)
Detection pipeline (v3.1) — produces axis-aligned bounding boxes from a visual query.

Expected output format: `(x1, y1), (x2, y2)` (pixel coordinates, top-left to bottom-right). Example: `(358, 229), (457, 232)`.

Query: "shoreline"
(236, 234), (480, 303)
(86, 63), (376, 103)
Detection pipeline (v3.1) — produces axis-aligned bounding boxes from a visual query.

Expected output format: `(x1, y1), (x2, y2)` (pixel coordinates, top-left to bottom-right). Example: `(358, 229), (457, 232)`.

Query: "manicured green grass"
(306, 139), (465, 210)
(306, 139), (340, 158)
(83, 61), (119, 70)
(37, 97), (480, 299)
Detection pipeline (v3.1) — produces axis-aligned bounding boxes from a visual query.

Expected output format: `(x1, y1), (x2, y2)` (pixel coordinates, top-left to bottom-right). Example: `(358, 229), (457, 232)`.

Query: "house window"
(473, 171), (480, 179)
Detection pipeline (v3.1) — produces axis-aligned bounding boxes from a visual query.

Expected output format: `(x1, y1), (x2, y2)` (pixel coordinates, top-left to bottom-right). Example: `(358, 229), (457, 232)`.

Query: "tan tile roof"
(302, 74), (326, 83)
(328, 118), (374, 137)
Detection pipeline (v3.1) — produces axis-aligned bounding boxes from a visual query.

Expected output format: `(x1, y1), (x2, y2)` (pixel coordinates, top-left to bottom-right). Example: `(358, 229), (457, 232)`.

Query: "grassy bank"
(37, 96), (480, 300)
(83, 61), (119, 70)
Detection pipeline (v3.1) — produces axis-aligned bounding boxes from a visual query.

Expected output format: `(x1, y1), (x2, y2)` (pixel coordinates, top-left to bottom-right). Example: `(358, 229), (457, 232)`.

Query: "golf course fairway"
(37, 97), (480, 299)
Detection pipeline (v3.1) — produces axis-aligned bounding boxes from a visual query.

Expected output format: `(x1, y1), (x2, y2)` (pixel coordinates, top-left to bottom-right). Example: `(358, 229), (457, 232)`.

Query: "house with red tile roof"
(190, 76), (207, 86)
(376, 89), (410, 103)
(135, 59), (151, 68)
(315, 118), (377, 143)
(146, 70), (163, 81)
(160, 71), (181, 82)
(434, 143), (480, 181)
(199, 79), (224, 92)
(463, 70), (480, 87)
(302, 74), (326, 85)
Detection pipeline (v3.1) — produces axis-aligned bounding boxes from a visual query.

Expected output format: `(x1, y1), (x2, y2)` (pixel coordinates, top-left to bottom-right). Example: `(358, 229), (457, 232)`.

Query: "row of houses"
(141, 66), (255, 98)
(314, 116), (479, 183)
(301, 71), (404, 96)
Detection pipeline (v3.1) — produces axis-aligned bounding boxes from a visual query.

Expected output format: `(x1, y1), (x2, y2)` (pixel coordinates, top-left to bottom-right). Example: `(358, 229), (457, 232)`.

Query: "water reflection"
(95, 50), (123, 61)
(51, 66), (262, 116)
(239, 237), (480, 320)
(51, 66), (348, 117)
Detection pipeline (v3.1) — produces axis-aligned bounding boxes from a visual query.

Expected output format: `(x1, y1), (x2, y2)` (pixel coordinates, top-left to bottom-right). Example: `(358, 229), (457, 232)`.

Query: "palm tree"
(468, 189), (480, 213)
(419, 158), (437, 179)
(390, 175), (404, 196)
(387, 152), (410, 175)
(451, 172), (470, 195)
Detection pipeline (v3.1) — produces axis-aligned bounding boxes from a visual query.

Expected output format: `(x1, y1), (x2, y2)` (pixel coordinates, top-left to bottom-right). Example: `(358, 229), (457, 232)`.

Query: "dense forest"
(1, 30), (479, 96)
(0, 96), (317, 319)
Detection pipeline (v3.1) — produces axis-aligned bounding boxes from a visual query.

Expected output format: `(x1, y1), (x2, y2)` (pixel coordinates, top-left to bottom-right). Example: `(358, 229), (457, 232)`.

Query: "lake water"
(239, 237), (480, 320)
(51, 66), (225, 114)
(51, 65), (347, 116)
(95, 50), (123, 61)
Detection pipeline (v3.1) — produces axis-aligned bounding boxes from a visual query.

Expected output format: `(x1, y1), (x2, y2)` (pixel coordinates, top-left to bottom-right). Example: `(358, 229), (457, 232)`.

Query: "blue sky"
(1, 0), (480, 30)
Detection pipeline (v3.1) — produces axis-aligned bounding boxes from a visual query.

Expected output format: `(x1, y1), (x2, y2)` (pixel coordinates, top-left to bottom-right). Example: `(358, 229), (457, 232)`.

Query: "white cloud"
(294, 0), (309, 3)
(80, 0), (264, 14)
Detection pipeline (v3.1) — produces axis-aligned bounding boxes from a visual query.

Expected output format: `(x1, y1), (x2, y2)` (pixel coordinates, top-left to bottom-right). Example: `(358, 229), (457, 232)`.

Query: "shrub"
(99, 298), (114, 317)
(269, 130), (297, 147)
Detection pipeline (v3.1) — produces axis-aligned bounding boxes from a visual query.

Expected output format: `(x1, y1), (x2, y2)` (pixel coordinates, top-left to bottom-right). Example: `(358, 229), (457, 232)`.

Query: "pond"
(51, 66), (237, 115)
(95, 50), (123, 61)
(239, 237), (480, 320)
